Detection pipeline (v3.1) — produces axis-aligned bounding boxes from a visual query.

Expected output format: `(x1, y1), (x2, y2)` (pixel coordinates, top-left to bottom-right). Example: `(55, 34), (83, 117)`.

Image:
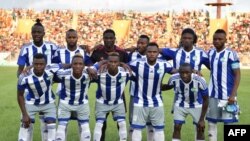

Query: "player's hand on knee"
(228, 95), (236, 104)
(22, 114), (31, 128)
(197, 120), (205, 132)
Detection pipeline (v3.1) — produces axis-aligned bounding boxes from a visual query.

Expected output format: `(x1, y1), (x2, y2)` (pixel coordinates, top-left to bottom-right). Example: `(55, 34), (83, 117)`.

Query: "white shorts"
(131, 106), (165, 130)
(95, 102), (126, 122)
(173, 106), (202, 125)
(24, 103), (56, 123)
(206, 97), (239, 123)
(57, 102), (90, 123)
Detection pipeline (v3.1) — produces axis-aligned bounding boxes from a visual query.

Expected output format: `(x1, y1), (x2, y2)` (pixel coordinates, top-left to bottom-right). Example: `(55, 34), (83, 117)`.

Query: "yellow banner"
(15, 19), (34, 34)
(209, 19), (228, 41)
(112, 20), (131, 45)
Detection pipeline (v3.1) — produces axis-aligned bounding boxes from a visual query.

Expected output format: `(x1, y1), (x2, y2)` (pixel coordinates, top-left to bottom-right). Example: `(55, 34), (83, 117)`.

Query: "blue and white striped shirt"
(95, 67), (130, 105)
(17, 64), (60, 105)
(161, 46), (209, 70)
(168, 73), (208, 108)
(129, 58), (173, 107)
(55, 69), (90, 105)
(128, 51), (164, 97)
(208, 47), (240, 100)
(52, 46), (92, 65)
(128, 51), (145, 62)
(17, 41), (58, 66)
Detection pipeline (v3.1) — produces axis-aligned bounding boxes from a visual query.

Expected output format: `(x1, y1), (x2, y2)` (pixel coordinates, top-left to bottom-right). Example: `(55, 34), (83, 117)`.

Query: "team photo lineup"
(0, 1), (249, 141)
(15, 20), (240, 141)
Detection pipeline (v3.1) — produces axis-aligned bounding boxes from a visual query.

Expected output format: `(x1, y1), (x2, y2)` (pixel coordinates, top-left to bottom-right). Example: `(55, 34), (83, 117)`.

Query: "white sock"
(80, 123), (91, 141)
(47, 123), (56, 141)
(208, 122), (217, 141)
(18, 123), (32, 141)
(118, 120), (127, 141)
(196, 140), (205, 141)
(172, 139), (181, 141)
(153, 130), (164, 141)
(39, 115), (48, 141)
(146, 125), (154, 141)
(56, 123), (67, 141)
(132, 129), (142, 141)
(93, 122), (103, 141)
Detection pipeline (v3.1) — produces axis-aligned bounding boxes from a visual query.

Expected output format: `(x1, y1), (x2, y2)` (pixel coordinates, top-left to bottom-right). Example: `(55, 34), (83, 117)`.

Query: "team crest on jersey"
(220, 57), (226, 62)
(157, 69), (163, 74)
(191, 88), (198, 92)
(45, 49), (51, 55)
(46, 76), (53, 80)
(119, 78), (125, 83)
(192, 56), (197, 61)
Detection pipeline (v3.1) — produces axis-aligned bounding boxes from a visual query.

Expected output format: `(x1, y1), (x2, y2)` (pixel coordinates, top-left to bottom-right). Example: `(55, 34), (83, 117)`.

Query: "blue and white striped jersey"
(128, 51), (145, 62)
(161, 46), (209, 70)
(95, 67), (130, 105)
(128, 51), (164, 97)
(129, 58), (173, 107)
(208, 47), (240, 100)
(17, 64), (60, 105)
(17, 41), (58, 66)
(168, 73), (208, 108)
(128, 51), (164, 62)
(55, 69), (90, 105)
(52, 46), (92, 65)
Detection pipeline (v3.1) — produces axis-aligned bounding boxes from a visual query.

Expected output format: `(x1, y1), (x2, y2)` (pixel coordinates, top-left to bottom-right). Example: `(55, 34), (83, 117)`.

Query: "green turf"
(0, 67), (249, 141)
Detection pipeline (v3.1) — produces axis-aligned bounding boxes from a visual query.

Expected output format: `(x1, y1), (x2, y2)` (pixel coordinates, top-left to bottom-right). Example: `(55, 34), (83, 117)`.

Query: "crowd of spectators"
(0, 8), (249, 60)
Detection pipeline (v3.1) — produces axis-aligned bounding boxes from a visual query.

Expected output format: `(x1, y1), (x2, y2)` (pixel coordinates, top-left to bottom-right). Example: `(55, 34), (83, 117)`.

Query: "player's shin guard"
(47, 123), (56, 141)
(56, 123), (67, 141)
(146, 125), (154, 141)
(153, 130), (164, 141)
(39, 115), (48, 141)
(118, 120), (127, 141)
(18, 123), (33, 141)
(93, 122), (103, 141)
(132, 129), (142, 141)
(208, 122), (217, 141)
(80, 123), (91, 141)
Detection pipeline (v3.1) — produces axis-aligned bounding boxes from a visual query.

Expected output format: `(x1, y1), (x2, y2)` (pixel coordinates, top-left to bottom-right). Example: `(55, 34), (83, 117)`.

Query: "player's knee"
(96, 122), (104, 130)
(174, 124), (182, 132)
(80, 123), (91, 141)
(154, 130), (164, 140)
(132, 129), (142, 141)
(118, 120), (126, 129)
(80, 123), (90, 132)
(196, 130), (205, 140)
